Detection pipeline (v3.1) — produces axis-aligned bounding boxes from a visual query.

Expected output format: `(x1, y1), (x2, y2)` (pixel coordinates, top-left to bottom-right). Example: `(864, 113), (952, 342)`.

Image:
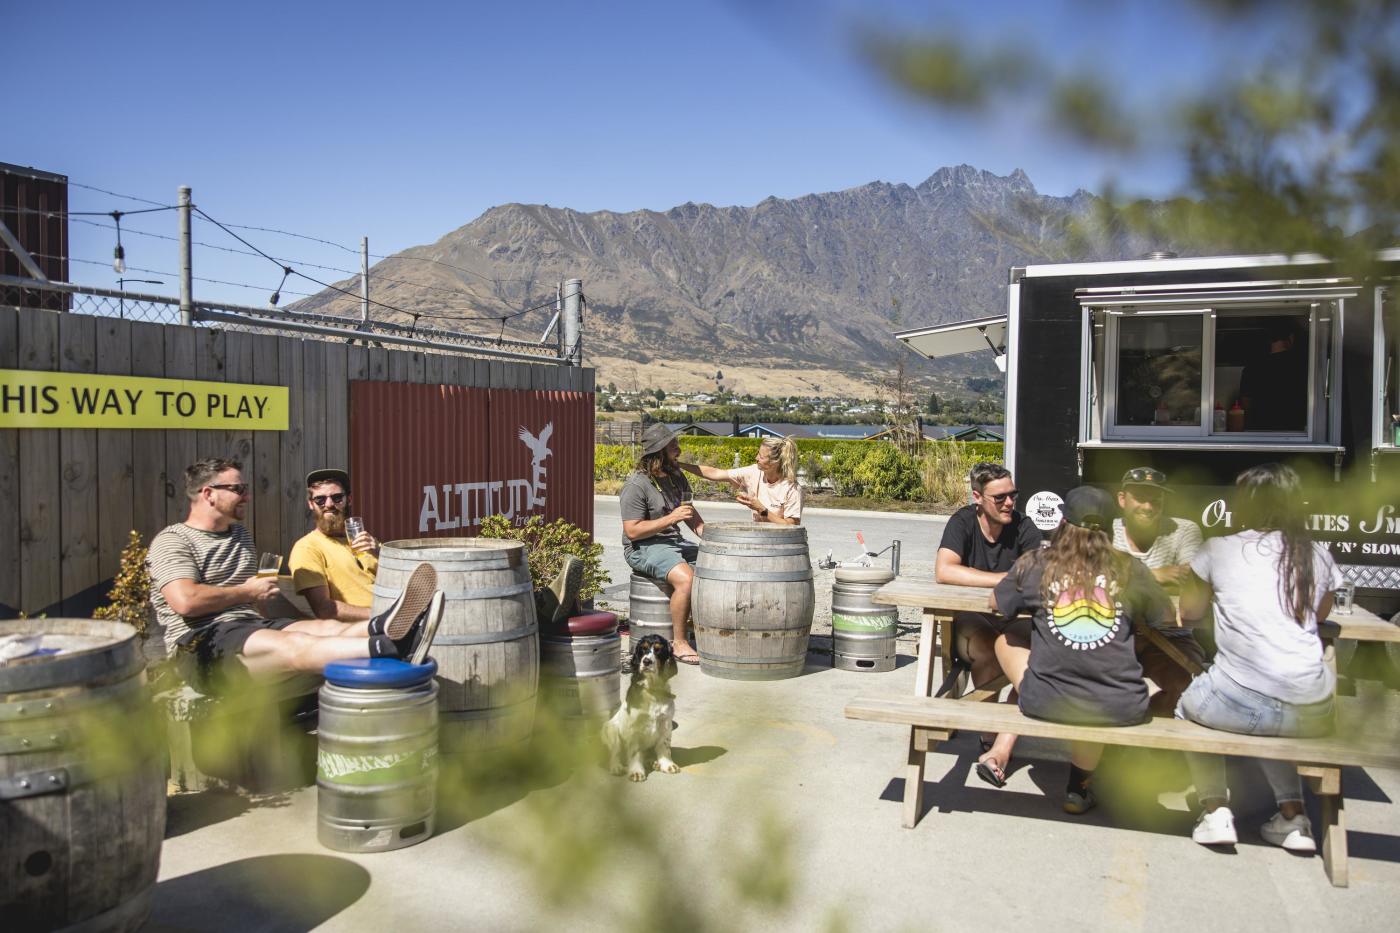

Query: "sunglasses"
(981, 490), (1018, 504)
(311, 493), (347, 506)
(1123, 468), (1167, 485)
(207, 483), (249, 496)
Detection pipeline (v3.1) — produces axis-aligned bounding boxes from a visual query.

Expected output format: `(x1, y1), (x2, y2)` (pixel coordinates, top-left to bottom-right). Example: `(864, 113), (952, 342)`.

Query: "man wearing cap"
(620, 424), (704, 665)
(1113, 467), (1203, 590)
(1112, 466), (1207, 714)
(148, 457), (438, 696)
(288, 468), (380, 622)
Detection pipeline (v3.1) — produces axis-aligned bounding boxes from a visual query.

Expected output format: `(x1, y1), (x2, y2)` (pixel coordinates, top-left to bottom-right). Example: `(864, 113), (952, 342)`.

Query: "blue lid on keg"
(324, 657), (438, 689)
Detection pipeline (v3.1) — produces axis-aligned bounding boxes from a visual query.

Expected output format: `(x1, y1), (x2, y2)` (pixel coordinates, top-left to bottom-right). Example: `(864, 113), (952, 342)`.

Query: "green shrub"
(478, 515), (609, 602)
(853, 445), (924, 500)
(594, 444), (634, 483)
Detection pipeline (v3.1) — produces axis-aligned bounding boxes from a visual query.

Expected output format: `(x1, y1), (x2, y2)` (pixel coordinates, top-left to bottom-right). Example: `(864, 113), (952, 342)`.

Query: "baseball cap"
(1120, 466), (1170, 492)
(306, 468), (351, 492)
(1062, 486), (1115, 531)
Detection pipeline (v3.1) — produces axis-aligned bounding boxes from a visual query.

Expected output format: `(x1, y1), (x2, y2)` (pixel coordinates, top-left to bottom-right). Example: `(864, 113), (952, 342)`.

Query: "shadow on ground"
(145, 854), (370, 932)
(164, 789), (294, 839)
(876, 733), (1400, 862)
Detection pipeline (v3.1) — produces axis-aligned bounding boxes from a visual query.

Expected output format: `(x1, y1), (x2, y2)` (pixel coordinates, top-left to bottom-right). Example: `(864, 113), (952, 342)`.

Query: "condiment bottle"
(1227, 400), (1245, 432)
(1213, 403), (1227, 433)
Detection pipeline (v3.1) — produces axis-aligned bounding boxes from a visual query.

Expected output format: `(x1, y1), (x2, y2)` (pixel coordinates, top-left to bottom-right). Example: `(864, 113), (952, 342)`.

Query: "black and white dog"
(602, 634), (680, 781)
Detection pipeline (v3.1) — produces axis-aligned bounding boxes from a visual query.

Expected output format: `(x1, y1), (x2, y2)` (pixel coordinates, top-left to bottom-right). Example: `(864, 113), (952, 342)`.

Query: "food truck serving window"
(1379, 286), (1399, 448)
(1081, 281), (1351, 445)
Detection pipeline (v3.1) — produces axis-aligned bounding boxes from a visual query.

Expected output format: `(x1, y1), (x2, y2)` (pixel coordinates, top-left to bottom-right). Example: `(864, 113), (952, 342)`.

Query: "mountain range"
(292, 165), (1175, 396)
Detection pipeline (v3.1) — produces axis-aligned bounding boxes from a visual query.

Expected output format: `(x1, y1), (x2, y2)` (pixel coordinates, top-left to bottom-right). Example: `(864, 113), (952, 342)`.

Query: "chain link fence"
(0, 276), (563, 363)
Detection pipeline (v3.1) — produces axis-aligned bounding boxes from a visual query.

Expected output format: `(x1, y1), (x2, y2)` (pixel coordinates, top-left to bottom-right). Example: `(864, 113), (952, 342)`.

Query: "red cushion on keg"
(548, 610), (618, 636)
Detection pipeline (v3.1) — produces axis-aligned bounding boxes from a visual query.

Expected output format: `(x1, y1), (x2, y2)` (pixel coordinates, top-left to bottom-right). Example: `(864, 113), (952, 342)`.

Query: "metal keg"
(317, 658), (439, 853)
(628, 572), (675, 642)
(540, 629), (622, 732)
(831, 567), (899, 672)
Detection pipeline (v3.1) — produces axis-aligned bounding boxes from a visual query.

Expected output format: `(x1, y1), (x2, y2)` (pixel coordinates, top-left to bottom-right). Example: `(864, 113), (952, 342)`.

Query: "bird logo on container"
(518, 422), (553, 510)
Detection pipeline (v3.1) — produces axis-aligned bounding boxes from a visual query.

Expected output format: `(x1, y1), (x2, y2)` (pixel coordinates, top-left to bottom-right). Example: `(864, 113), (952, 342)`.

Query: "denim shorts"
(1175, 664), (1334, 739)
(624, 539), (698, 580)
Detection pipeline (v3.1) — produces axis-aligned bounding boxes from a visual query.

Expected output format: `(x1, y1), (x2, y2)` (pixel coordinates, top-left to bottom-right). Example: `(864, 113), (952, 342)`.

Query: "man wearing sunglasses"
(148, 458), (436, 695)
(936, 461), (1043, 786)
(288, 468), (379, 622)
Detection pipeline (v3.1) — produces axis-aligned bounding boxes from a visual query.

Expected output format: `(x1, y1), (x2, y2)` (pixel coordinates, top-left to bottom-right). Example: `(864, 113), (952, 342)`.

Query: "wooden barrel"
(540, 630), (622, 732)
(317, 659), (438, 853)
(831, 567), (899, 673)
(627, 573), (674, 642)
(373, 539), (537, 755)
(0, 619), (165, 933)
(692, 523), (816, 680)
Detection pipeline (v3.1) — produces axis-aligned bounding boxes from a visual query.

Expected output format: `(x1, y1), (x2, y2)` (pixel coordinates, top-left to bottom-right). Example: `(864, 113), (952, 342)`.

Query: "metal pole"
(561, 277), (582, 366)
(178, 186), (193, 326)
(360, 237), (370, 326)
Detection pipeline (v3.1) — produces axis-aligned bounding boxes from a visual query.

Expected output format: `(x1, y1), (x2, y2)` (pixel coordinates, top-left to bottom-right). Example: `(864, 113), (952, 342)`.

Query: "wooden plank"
(368, 347), (388, 380)
(280, 335), (307, 555)
(251, 333), (282, 557)
(324, 341), (349, 470)
(224, 331), (257, 531)
(409, 350), (426, 384)
(582, 367), (596, 393)
(1319, 612), (1400, 644)
(0, 307), (18, 614)
(487, 361), (505, 388)
(1298, 764), (1341, 795)
(873, 579), (996, 613)
(424, 351), (444, 386)
(347, 345), (368, 382)
(94, 317), (135, 583)
(128, 322), (167, 547)
(18, 309), (61, 614)
(193, 327), (227, 460)
(301, 338), (328, 474)
(163, 326), (198, 527)
(1309, 774), (1347, 888)
(389, 349), (412, 383)
(843, 695), (1400, 769)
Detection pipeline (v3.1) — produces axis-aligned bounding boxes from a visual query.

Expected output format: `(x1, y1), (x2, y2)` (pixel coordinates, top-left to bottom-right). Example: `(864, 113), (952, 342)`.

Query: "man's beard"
(317, 509), (347, 537)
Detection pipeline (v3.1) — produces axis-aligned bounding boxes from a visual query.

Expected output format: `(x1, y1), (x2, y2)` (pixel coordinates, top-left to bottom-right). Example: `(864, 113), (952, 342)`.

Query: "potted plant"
(477, 515), (609, 624)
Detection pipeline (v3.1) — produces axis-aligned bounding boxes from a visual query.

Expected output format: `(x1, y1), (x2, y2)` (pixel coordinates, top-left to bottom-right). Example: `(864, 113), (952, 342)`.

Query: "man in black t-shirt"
(935, 461), (1043, 786)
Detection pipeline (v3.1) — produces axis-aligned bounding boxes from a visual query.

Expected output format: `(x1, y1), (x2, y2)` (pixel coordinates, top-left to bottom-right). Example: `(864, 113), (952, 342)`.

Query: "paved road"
(593, 495), (951, 637)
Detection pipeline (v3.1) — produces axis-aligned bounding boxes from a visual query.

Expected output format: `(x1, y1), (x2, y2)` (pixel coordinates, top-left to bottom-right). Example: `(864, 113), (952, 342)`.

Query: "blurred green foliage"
(866, 0), (1400, 275)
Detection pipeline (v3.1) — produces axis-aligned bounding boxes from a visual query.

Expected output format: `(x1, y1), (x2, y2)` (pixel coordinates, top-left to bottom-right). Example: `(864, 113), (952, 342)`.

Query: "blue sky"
(7, 0), (1278, 307)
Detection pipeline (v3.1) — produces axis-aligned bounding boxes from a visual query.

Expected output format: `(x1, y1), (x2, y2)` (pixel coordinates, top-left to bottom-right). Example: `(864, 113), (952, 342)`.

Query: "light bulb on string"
(110, 211), (126, 273)
(269, 266), (292, 307)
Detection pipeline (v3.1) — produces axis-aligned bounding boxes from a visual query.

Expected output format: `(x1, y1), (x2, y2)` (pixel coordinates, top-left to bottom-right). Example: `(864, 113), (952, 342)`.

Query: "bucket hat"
(640, 423), (678, 456)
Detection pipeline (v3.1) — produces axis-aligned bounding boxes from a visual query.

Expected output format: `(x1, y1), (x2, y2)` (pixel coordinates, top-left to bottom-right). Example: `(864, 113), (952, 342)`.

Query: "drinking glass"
(345, 516), (366, 550)
(257, 552), (282, 578)
(1334, 581), (1355, 614)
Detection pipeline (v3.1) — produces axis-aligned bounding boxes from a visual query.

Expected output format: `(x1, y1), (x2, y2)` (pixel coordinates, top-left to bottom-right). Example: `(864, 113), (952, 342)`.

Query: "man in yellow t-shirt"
(288, 468), (379, 622)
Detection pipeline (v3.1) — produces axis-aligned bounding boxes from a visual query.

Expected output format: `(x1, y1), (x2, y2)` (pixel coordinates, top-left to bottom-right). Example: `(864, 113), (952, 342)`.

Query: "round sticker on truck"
(1026, 491), (1064, 532)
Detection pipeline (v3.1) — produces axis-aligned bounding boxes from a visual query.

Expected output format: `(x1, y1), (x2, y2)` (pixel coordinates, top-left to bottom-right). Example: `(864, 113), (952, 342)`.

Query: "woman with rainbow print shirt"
(989, 485), (1177, 815)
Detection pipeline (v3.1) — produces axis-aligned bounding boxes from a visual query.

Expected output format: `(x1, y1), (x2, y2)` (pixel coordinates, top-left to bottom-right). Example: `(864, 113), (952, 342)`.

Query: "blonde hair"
(759, 436), (799, 484)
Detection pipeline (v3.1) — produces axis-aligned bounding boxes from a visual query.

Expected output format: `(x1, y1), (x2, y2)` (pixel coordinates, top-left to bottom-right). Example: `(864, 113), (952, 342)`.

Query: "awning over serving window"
(894, 314), (1007, 360)
(1076, 278), (1357, 311)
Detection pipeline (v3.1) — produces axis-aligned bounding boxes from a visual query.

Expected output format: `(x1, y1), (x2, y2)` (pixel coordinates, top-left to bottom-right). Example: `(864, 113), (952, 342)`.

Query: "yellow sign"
(0, 369), (289, 430)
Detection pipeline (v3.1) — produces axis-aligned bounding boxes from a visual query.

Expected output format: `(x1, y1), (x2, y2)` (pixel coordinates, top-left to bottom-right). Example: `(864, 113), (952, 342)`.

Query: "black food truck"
(895, 251), (1400, 631)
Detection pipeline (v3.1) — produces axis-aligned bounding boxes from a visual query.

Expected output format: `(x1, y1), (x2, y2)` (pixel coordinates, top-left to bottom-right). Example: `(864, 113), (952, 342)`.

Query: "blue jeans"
(1175, 665), (1334, 806)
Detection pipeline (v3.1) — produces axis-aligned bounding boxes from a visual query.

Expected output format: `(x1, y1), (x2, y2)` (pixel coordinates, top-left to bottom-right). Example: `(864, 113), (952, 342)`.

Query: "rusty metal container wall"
(350, 381), (594, 542)
(1, 162), (69, 310)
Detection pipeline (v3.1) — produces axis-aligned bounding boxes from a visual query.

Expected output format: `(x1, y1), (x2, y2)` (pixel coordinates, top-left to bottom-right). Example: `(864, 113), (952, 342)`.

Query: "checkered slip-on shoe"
(369, 562), (438, 641)
(410, 590), (446, 666)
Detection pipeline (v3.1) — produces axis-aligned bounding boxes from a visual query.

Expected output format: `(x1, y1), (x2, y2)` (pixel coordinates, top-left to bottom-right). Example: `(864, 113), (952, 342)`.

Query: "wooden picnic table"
(871, 575), (1399, 831)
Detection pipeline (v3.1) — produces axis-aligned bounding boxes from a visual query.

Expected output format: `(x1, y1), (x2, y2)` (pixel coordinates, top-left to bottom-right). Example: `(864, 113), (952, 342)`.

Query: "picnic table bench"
(857, 576), (1400, 888)
(845, 693), (1400, 887)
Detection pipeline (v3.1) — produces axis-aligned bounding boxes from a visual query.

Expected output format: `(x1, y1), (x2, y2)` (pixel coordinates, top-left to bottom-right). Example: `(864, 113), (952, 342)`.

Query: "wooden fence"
(0, 305), (594, 618)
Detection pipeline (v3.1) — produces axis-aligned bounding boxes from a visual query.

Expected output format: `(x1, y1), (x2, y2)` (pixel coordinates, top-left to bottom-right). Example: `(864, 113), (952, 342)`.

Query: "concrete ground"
(147, 500), (1400, 932)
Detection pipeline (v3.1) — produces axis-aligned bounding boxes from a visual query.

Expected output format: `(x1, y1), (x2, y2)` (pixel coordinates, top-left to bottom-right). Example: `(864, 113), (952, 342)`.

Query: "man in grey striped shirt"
(149, 458), (437, 694)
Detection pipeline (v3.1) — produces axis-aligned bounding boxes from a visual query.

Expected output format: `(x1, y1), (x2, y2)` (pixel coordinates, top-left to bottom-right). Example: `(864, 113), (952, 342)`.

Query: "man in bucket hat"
(620, 423), (704, 665)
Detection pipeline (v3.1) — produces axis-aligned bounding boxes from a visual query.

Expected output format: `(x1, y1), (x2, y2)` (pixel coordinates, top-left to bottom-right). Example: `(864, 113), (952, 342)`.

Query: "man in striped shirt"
(148, 457), (436, 694)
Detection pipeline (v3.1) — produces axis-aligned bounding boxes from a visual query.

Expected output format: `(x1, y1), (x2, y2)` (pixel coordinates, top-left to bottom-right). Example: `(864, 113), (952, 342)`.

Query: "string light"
(111, 212), (126, 274)
(269, 266), (292, 307)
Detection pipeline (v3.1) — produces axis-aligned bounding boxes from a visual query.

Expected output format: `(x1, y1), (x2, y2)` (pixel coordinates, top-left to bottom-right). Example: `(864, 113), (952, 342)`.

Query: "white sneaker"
(1192, 806), (1238, 845)
(1260, 812), (1317, 853)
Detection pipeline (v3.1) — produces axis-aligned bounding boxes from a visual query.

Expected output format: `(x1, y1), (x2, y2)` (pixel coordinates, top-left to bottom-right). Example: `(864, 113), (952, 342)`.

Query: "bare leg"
(666, 561), (698, 661)
(1070, 742), (1104, 771)
(238, 627), (370, 677)
(980, 630), (1031, 776)
(283, 618), (369, 638)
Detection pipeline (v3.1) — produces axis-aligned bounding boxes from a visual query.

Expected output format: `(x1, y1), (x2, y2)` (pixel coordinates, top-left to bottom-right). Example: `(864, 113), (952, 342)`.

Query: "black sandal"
(975, 756), (1008, 788)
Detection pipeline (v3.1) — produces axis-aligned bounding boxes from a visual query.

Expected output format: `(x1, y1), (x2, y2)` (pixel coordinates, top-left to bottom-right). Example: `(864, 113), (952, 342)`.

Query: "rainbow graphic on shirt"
(1048, 582), (1121, 650)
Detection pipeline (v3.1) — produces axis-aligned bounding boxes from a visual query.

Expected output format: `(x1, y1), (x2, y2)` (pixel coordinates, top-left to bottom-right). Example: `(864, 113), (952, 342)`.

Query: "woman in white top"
(680, 435), (804, 525)
(1177, 463), (1342, 853)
